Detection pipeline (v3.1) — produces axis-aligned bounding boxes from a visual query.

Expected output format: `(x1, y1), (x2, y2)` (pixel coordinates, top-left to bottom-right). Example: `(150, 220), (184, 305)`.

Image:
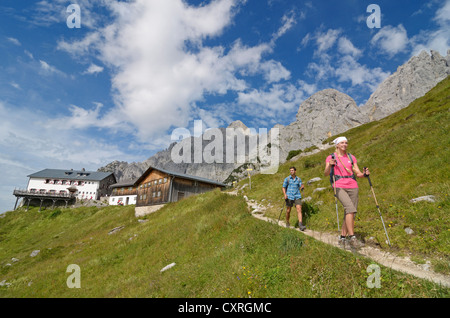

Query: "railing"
(13, 189), (76, 199)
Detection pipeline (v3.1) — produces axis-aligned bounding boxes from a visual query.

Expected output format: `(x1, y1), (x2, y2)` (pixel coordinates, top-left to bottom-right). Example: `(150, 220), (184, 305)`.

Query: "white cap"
(333, 136), (348, 145)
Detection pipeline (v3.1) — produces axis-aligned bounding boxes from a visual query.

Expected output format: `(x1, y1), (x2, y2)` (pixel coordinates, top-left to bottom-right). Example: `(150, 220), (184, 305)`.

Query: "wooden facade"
(135, 166), (226, 208)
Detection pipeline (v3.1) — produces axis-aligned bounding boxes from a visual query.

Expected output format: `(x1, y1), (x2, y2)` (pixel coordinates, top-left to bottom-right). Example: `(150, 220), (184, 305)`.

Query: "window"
(163, 177), (168, 183)
(152, 192), (156, 198)
(157, 191), (161, 197)
(158, 179), (162, 184)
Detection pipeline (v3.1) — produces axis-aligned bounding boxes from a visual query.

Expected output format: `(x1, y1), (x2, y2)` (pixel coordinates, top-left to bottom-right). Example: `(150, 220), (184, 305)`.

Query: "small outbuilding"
(108, 179), (138, 206)
(134, 166), (226, 217)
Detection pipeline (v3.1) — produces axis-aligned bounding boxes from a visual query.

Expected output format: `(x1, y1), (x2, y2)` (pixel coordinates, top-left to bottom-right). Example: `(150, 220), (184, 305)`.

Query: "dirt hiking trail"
(227, 191), (450, 288)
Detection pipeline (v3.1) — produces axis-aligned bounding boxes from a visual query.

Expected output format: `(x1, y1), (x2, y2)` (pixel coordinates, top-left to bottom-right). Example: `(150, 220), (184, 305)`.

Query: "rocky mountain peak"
(227, 120), (250, 134)
(360, 49), (450, 121)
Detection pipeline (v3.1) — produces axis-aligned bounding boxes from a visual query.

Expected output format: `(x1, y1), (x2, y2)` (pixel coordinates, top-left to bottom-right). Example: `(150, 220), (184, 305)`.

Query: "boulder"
(410, 195), (436, 203)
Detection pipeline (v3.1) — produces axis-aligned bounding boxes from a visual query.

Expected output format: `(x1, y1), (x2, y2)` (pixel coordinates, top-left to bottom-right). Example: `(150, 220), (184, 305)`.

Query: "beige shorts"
(336, 188), (358, 215)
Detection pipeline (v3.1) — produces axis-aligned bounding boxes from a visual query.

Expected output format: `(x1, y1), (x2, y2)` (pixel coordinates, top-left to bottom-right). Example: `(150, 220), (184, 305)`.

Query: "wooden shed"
(134, 166), (226, 216)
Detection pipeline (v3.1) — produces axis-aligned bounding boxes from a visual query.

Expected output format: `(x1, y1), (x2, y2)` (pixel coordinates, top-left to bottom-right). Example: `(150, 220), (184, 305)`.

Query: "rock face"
(98, 50), (450, 185)
(360, 50), (450, 121)
(278, 89), (365, 161)
(98, 160), (147, 182)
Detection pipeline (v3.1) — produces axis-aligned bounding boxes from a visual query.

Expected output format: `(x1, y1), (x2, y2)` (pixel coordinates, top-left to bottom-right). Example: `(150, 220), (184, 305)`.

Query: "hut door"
(178, 192), (185, 201)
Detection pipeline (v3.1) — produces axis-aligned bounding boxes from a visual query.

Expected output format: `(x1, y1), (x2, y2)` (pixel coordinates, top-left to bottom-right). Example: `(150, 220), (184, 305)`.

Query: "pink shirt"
(326, 153), (358, 189)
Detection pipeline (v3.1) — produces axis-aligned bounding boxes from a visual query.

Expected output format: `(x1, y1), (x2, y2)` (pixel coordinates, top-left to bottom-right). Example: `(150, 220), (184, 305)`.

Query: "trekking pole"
(331, 154), (340, 231)
(278, 200), (286, 225)
(364, 167), (391, 247)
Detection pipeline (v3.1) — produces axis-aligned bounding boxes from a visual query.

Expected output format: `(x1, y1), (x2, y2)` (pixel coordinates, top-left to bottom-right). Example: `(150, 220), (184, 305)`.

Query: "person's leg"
(346, 188), (359, 236)
(336, 188), (357, 236)
(296, 203), (302, 224)
(344, 212), (356, 236)
(296, 202), (306, 230)
(285, 206), (291, 225)
(341, 215), (348, 236)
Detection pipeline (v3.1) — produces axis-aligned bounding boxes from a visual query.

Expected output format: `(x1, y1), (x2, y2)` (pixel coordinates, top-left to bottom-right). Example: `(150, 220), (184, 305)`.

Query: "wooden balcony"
(13, 189), (76, 211)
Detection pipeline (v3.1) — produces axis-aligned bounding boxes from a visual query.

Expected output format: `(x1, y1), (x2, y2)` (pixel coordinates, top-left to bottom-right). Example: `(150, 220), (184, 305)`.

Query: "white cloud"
(315, 29), (341, 54)
(237, 81), (312, 119)
(10, 82), (21, 89)
(370, 24), (409, 57)
(434, 0), (450, 25)
(57, 0), (297, 144)
(303, 28), (390, 95)
(411, 0), (450, 57)
(39, 60), (66, 77)
(338, 37), (362, 58)
(6, 37), (21, 46)
(0, 102), (135, 167)
(83, 64), (104, 75)
(260, 60), (291, 83)
(57, 32), (101, 56)
(271, 10), (297, 43)
(24, 50), (34, 59)
(299, 33), (311, 49)
(334, 55), (390, 91)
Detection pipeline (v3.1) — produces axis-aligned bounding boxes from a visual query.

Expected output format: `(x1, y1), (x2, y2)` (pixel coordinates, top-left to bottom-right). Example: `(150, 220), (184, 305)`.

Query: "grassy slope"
(0, 77), (448, 298)
(0, 190), (448, 298)
(241, 76), (450, 271)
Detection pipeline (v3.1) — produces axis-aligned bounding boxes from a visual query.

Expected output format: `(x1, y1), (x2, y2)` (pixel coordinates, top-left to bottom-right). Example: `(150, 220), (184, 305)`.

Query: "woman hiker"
(324, 137), (369, 249)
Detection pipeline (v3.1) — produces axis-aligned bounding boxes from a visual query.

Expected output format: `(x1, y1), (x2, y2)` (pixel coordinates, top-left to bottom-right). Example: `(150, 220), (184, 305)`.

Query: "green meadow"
(0, 76), (449, 298)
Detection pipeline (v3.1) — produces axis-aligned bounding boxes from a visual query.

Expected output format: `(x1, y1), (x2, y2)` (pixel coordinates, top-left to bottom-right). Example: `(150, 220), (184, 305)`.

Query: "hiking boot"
(298, 222), (306, 231)
(338, 236), (347, 249)
(349, 236), (364, 249)
(285, 222), (290, 228)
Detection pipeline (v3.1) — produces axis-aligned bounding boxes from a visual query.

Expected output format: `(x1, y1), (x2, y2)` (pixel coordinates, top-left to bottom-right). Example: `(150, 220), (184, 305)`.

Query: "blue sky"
(0, 0), (449, 213)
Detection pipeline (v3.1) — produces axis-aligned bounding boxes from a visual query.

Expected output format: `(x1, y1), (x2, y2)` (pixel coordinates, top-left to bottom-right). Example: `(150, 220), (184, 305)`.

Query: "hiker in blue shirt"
(282, 167), (306, 231)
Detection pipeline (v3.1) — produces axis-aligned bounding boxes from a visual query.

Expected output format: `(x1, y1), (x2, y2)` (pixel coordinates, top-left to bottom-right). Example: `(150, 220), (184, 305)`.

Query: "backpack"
(329, 153), (355, 186)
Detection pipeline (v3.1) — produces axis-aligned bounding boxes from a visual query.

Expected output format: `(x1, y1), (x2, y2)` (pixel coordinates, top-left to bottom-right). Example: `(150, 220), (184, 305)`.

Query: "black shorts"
(285, 198), (301, 207)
